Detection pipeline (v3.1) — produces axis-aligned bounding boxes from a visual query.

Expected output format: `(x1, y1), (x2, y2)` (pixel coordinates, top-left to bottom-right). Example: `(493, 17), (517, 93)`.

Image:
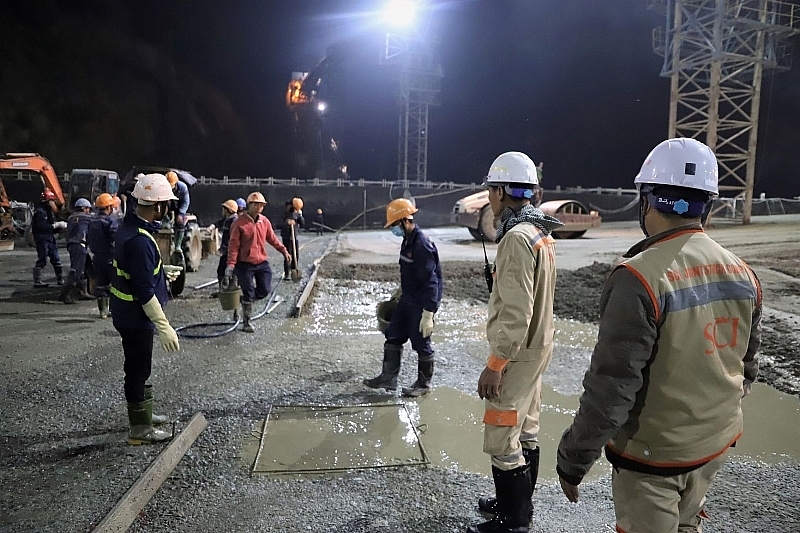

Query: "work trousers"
(282, 237), (298, 275)
(67, 243), (88, 279)
(119, 328), (155, 403)
(93, 259), (113, 298)
(34, 237), (61, 269)
(384, 299), (433, 357)
(217, 254), (228, 283)
(612, 453), (726, 533)
(234, 261), (272, 303)
(483, 359), (549, 471)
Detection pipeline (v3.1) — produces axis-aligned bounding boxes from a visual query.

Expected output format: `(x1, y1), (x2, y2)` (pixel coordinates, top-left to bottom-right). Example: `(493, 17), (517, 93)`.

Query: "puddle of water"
(735, 383), (800, 462)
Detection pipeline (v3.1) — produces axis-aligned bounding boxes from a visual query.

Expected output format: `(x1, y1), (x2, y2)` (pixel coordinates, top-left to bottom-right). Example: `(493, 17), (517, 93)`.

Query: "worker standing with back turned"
(556, 138), (762, 533)
(87, 193), (118, 318)
(111, 174), (181, 445)
(467, 152), (562, 533)
(363, 198), (443, 398)
(60, 198), (94, 304)
(224, 192), (291, 333)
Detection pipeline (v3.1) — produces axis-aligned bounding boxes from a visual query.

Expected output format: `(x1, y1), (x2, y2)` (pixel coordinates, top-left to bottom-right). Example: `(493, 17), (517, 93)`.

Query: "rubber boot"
(479, 447), (539, 520)
(97, 297), (110, 319)
(144, 384), (170, 426)
(242, 302), (254, 333)
(173, 228), (185, 254)
(363, 343), (402, 391)
(59, 270), (78, 303)
(33, 267), (49, 288)
(402, 355), (434, 397)
(78, 279), (93, 300)
(127, 398), (172, 445)
(54, 265), (64, 286)
(467, 464), (532, 533)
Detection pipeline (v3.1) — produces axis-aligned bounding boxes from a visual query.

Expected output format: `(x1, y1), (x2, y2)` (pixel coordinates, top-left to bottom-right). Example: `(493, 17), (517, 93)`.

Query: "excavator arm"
(0, 153), (65, 206)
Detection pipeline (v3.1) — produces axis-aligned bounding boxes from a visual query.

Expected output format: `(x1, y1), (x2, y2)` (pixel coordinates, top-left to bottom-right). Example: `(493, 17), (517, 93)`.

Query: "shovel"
(290, 223), (302, 282)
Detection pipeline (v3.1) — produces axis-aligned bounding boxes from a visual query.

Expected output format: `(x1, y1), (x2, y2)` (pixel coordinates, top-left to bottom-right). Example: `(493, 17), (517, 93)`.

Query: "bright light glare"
(317, 102), (327, 112)
(381, 0), (417, 28)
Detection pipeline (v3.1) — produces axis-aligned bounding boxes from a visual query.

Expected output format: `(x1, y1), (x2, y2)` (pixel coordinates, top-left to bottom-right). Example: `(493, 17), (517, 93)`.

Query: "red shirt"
(227, 213), (287, 267)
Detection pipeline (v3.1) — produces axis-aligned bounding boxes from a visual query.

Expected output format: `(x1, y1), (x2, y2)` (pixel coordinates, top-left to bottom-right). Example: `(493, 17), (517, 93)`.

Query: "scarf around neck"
(495, 204), (564, 243)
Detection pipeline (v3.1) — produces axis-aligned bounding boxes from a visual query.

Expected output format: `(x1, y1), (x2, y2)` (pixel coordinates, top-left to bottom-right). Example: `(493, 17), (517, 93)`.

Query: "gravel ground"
(1, 230), (799, 532)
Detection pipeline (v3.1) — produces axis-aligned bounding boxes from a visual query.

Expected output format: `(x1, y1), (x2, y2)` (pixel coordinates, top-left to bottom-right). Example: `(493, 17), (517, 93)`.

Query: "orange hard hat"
(95, 193), (115, 208)
(292, 197), (304, 210)
(385, 198), (417, 227)
(246, 192), (266, 204)
(166, 170), (179, 187)
(41, 188), (57, 201)
(221, 199), (238, 213)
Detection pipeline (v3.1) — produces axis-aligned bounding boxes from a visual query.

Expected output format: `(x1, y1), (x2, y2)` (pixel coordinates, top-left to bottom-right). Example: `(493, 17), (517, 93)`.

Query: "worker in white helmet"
(469, 152), (563, 533)
(557, 139), (762, 532)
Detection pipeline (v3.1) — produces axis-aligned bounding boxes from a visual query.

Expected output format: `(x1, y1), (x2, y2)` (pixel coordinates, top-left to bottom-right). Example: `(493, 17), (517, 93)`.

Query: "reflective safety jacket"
(66, 211), (93, 245)
(87, 213), (118, 261)
(557, 224), (762, 484)
(399, 225), (443, 313)
(110, 210), (169, 330)
(485, 222), (557, 368)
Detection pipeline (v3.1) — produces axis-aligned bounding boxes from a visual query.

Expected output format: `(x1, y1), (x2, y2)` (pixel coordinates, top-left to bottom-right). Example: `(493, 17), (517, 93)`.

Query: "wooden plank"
(291, 236), (338, 317)
(92, 412), (208, 533)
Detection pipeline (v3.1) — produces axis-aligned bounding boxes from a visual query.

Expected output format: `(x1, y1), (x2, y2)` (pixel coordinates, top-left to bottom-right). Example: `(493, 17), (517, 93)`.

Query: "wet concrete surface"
(1, 219), (800, 532)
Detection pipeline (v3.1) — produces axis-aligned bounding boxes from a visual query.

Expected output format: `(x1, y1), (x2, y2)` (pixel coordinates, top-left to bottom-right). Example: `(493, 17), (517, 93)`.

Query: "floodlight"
(317, 102), (327, 112)
(381, 0), (417, 28)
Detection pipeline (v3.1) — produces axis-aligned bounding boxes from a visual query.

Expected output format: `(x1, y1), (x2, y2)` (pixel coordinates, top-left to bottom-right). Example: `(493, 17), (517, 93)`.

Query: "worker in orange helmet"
(363, 198), (443, 398)
(32, 188), (65, 287)
(278, 197), (305, 280)
(87, 193), (119, 318)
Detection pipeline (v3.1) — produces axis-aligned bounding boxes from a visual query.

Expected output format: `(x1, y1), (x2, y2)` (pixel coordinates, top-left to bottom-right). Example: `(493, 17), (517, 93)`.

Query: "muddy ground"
(1, 219), (799, 533)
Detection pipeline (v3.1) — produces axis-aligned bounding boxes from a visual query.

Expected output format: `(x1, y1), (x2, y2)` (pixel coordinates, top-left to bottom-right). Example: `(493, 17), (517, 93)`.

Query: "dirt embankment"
(322, 257), (800, 397)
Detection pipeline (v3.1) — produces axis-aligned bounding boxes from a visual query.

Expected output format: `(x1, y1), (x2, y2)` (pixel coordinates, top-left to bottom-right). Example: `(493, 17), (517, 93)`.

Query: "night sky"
(8, 1), (800, 197)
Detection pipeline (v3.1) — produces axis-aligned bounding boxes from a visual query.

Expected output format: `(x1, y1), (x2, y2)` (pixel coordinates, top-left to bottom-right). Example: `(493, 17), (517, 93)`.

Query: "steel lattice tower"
(383, 32), (443, 184)
(651, 0), (800, 223)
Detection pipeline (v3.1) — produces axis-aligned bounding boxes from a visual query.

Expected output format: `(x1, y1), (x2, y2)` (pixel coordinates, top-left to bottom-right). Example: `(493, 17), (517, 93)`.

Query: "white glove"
(419, 309), (435, 338)
(224, 265), (234, 279)
(52, 221), (67, 230)
(142, 296), (180, 352)
(163, 265), (182, 282)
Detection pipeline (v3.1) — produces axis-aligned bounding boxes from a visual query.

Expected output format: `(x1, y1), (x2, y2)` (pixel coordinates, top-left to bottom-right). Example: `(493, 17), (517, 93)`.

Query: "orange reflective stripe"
(621, 264), (660, 323)
(615, 526), (629, 533)
(483, 409), (517, 427)
(486, 354), (508, 372)
(605, 431), (741, 469)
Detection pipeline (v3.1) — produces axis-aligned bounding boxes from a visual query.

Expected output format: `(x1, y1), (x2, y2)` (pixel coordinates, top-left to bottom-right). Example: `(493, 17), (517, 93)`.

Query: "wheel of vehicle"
(468, 227), (482, 240)
(184, 224), (202, 273)
(478, 205), (496, 241)
(169, 250), (186, 296)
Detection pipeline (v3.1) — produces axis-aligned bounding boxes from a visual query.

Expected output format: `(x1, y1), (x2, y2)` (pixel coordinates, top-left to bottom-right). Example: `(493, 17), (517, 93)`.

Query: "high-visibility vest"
(110, 228), (163, 302)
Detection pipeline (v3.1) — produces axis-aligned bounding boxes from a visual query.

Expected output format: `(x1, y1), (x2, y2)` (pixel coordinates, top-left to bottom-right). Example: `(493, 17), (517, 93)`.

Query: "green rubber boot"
(144, 384), (170, 426)
(127, 398), (172, 445)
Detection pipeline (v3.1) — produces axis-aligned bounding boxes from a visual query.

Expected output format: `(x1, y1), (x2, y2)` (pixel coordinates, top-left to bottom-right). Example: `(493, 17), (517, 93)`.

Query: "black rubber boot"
(242, 302), (254, 333)
(402, 355), (434, 397)
(59, 270), (78, 303)
(97, 297), (110, 319)
(33, 267), (49, 288)
(54, 265), (64, 286)
(467, 464), (532, 533)
(363, 343), (402, 390)
(144, 384), (170, 426)
(478, 447), (539, 520)
(77, 279), (93, 300)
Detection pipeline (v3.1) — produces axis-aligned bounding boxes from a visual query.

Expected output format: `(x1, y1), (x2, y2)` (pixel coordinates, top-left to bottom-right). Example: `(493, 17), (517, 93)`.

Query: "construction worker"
(87, 193), (118, 318)
(313, 208), (324, 236)
(110, 173), (181, 445)
(224, 192), (291, 333)
(556, 139), (762, 533)
(235, 197), (247, 214)
(59, 198), (94, 304)
(165, 170), (190, 256)
(214, 199), (239, 283)
(279, 198), (304, 280)
(469, 152), (563, 533)
(32, 188), (65, 287)
(363, 198), (443, 398)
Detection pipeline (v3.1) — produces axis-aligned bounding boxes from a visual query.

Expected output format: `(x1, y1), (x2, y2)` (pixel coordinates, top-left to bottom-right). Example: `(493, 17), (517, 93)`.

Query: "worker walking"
(224, 192), (291, 333)
(363, 198), (443, 398)
(468, 152), (563, 533)
(110, 174), (181, 445)
(87, 193), (118, 318)
(32, 188), (66, 287)
(214, 199), (239, 283)
(60, 198), (94, 304)
(556, 139), (762, 533)
(279, 198), (304, 280)
(165, 170), (190, 256)
(313, 208), (324, 236)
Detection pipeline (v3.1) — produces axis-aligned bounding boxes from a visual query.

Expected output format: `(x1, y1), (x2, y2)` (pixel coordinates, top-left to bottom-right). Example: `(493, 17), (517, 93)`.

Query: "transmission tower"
(383, 32), (443, 184)
(651, 0), (800, 223)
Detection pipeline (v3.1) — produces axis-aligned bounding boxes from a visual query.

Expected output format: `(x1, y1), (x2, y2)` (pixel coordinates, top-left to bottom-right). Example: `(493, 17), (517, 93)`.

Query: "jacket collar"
(623, 223), (704, 258)
(125, 209), (162, 233)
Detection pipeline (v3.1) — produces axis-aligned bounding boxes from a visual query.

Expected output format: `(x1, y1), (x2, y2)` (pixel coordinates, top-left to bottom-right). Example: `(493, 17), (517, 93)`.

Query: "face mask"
(391, 225), (404, 237)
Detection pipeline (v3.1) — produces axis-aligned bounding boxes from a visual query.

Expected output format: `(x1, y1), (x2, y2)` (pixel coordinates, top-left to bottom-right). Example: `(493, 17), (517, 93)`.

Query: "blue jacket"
(88, 213), (118, 261)
(171, 181), (190, 215)
(214, 214), (238, 257)
(32, 204), (56, 241)
(110, 210), (169, 330)
(66, 211), (93, 245)
(399, 226), (443, 313)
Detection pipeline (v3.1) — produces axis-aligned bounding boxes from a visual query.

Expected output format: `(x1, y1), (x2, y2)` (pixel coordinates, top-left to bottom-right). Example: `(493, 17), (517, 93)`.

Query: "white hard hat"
(634, 138), (719, 195)
(485, 152), (539, 187)
(132, 173), (178, 205)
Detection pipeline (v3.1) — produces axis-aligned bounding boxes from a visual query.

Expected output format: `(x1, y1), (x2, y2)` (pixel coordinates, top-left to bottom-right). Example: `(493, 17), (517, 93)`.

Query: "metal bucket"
(219, 286), (240, 311)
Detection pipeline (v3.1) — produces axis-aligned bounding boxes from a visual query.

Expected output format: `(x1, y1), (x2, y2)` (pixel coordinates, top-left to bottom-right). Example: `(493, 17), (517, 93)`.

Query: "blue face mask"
(391, 225), (404, 237)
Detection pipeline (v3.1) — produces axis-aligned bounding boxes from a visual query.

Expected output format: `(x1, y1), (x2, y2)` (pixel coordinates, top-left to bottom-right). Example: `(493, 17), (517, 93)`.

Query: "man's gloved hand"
(142, 296), (180, 352)
(419, 309), (435, 338)
(163, 265), (182, 282)
(52, 221), (67, 231)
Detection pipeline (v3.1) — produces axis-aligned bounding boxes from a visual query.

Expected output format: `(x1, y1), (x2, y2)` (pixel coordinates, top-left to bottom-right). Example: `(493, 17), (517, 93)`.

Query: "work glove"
(163, 265), (182, 282)
(142, 296), (180, 352)
(52, 221), (67, 231)
(223, 265), (235, 285)
(419, 309), (435, 338)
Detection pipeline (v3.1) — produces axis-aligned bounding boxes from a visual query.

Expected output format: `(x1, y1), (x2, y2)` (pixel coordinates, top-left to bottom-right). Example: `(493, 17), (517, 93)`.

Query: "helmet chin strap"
(638, 194), (650, 237)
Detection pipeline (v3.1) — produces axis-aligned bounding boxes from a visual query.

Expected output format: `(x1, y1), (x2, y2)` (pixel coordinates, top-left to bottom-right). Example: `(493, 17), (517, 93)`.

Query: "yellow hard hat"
(292, 197), (304, 210)
(247, 192), (266, 204)
(166, 170), (179, 187)
(95, 193), (115, 208)
(221, 199), (238, 213)
(385, 198), (417, 227)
